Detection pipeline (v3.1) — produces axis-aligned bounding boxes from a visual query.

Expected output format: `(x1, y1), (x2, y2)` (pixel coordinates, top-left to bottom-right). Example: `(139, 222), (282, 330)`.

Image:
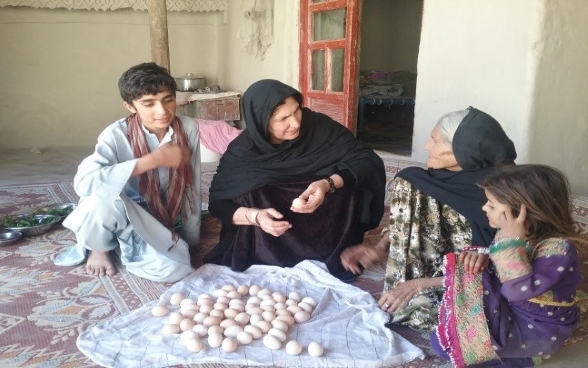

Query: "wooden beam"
(148, 0), (170, 70)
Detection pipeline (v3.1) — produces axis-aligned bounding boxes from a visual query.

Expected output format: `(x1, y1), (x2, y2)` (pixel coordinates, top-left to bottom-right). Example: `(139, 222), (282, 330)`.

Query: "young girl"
(431, 164), (584, 367)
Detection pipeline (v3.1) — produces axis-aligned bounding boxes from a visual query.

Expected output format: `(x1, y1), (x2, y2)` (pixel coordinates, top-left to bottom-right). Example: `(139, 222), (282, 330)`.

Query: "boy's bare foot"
(86, 251), (117, 276)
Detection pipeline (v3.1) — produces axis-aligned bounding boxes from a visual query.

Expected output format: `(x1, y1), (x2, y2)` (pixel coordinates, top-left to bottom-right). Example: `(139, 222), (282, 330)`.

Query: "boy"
(55, 62), (200, 282)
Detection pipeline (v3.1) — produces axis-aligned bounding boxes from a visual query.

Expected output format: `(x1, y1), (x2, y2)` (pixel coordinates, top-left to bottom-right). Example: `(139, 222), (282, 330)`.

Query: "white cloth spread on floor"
(77, 261), (424, 367)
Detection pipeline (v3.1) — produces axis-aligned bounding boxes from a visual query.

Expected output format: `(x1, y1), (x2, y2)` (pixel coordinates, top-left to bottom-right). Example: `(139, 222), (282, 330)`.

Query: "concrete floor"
(1, 146), (587, 367)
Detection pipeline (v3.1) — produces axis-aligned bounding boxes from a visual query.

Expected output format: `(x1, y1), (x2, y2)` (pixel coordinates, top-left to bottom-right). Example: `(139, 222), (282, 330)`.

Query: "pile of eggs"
(151, 284), (324, 356)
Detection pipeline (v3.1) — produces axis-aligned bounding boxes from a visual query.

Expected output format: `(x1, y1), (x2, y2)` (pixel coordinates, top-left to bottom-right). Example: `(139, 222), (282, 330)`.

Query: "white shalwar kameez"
(55, 116), (201, 282)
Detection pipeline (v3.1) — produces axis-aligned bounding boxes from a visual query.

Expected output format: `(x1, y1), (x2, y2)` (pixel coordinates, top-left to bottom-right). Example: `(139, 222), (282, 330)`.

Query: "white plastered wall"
(415, 0), (587, 195)
(414, 0), (539, 167)
(216, 0), (300, 94)
(0, 7), (222, 149)
(527, 0), (588, 195)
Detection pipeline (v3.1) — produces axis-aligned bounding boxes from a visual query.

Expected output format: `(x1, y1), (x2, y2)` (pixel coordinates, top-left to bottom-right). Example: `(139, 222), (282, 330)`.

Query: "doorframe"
(299, 0), (362, 134)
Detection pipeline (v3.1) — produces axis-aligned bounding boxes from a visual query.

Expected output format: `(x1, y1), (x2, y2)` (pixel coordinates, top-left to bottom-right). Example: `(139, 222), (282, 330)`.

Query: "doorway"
(357, 0), (423, 156)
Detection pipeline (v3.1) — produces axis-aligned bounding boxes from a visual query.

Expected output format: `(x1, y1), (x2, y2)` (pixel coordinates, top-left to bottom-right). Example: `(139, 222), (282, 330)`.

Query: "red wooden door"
(299, 0), (361, 133)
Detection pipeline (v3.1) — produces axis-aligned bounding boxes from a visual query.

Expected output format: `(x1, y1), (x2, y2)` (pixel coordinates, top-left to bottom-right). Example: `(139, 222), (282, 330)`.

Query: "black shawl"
(396, 107), (517, 246)
(209, 79), (386, 228)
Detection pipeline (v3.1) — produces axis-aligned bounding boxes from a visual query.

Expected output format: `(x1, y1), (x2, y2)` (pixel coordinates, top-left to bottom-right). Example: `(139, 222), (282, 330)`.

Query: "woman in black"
(204, 79), (386, 281)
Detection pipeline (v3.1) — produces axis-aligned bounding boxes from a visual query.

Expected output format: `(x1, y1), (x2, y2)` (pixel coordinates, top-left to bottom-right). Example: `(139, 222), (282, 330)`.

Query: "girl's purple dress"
(433, 237), (581, 367)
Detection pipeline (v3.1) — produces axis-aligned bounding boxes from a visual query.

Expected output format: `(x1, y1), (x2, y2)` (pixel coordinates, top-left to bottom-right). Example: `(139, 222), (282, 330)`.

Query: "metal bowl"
(0, 229), (22, 246)
(0, 214), (61, 237)
(33, 203), (77, 222)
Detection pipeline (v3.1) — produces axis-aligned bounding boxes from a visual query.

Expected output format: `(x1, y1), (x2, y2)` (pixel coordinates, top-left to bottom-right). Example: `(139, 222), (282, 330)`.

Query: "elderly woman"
(341, 107), (517, 330)
(204, 79), (386, 281)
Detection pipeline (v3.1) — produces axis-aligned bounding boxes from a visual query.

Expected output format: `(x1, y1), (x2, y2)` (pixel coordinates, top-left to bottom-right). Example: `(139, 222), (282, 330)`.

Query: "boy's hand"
(156, 143), (191, 168)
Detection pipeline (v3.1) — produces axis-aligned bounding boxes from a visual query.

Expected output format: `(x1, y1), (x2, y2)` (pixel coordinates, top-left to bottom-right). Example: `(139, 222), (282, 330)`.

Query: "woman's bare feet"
(86, 251), (117, 276)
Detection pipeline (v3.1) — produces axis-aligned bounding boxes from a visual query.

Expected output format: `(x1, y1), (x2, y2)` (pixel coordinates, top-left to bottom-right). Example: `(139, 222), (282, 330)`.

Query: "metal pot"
(175, 73), (205, 92)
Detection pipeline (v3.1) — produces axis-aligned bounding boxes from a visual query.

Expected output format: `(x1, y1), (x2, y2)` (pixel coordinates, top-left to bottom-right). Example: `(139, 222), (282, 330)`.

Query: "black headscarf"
(209, 79), (386, 228)
(396, 107), (517, 246)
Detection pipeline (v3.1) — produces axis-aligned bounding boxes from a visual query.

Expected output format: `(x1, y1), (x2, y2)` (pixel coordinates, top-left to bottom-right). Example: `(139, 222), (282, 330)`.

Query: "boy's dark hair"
(118, 62), (177, 104)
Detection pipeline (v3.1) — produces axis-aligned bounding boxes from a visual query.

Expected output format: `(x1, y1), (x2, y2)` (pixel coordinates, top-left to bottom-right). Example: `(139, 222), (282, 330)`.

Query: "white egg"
(224, 324), (244, 337)
(285, 340), (303, 356)
(249, 285), (261, 296)
(268, 328), (287, 342)
(168, 311), (184, 325)
(208, 325), (224, 335)
(230, 304), (245, 313)
(246, 307), (264, 315)
(180, 318), (195, 331)
(226, 291), (242, 299)
(192, 324), (208, 337)
(244, 325), (262, 339)
(258, 288), (272, 296)
(161, 324), (180, 334)
(151, 305), (169, 317)
(285, 299), (298, 306)
(221, 337), (238, 353)
(288, 292), (302, 302)
(197, 298), (214, 306)
(185, 337), (204, 352)
(209, 309), (225, 318)
(271, 319), (289, 332)
(260, 305), (276, 313)
(216, 296), (231, 305)
(235, 312), (250, 326)
(272, 292), (286, 303)
(237, 285), (250, 295)
(275, 309), (290, 316)
(180, 330), (198, 343)
(181, 307), (199, 318)
(203, 316), (222, 327)
(291, 197), (306, 209)
(260, 299), (276, 307)
(249, 314), (263, 325)
(262, 311), (276, 322)
(220, 319), (239, 329)
(197, 294), (212, 301)
(170, 292), (186, 305)
(193, 312), (208, 324)
(213, 302), (228, 311)
(224, 308), (240, 319)
(212, 289), (228, 298)
(308, 341), (324, 357)
(301, 296), (317, 307)
(221, 284), (237, 292)
(274, 302), (287, 310)
(180, 298), (196, 308)
(287, 306), (303, 314)
(294, 310), (311, 323)
(255, 320), (272, 333)
(229, 298), (245, 306)
(263, 334), (282, 350)
(236, 331), (253, 345)
(259, 293), (274, 301)
(276, 314), (296, 327)
(298, 302), (313, 313)
(199, 304), (213, 314)
(246, 296), (262, 305)
(208, 333), (223, 348)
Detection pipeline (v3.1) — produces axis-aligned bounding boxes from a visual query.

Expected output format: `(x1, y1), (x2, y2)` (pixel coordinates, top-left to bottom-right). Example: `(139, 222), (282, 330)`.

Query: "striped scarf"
(126, 114), (195, 245)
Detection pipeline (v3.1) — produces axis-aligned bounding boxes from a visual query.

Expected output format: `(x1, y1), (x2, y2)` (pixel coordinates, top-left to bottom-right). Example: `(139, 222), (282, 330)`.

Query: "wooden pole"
(148, 0), (170, 70)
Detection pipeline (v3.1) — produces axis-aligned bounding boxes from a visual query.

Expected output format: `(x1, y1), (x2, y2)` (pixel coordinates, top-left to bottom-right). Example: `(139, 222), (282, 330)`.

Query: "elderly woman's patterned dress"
(384, 178), (473, 331)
